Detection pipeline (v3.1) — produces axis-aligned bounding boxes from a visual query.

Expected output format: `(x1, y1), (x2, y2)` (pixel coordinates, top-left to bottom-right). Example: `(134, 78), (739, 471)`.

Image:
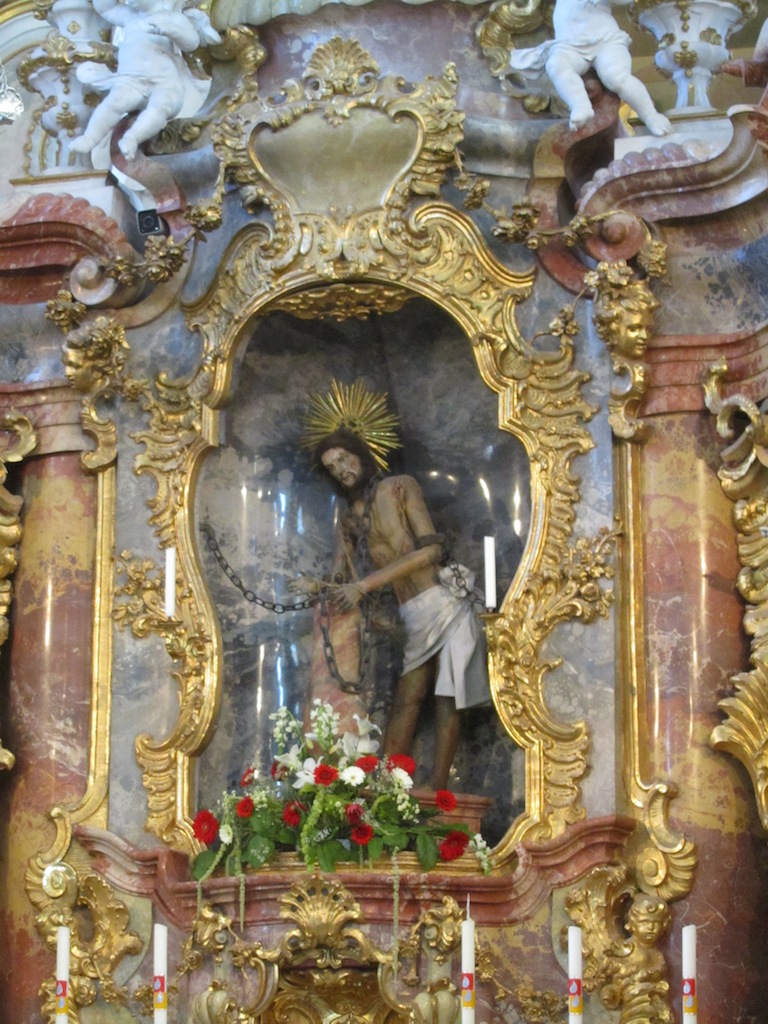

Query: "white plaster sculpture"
(509, 0), (672, 136)
(71, 0), (221, 161)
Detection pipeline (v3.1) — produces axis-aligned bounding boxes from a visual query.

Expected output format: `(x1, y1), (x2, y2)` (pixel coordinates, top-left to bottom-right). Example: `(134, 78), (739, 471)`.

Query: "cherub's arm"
(146, 11), (204, 51)
(92, 0), (130, 27)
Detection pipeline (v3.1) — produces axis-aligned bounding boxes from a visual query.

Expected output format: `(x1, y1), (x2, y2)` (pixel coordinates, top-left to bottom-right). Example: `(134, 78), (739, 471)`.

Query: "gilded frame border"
(121, 38), (611, 863)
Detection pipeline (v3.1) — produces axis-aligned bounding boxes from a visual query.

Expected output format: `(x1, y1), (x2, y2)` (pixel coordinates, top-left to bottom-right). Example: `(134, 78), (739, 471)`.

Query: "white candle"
(461, 895), (475, 1024)
(682, 924), (697, 1021)
(153, 923), (168, 1023)
(164, 548), (176, 619)
(55, 926), (70, 1018)
(568, 925), (583, 1022)
(483, 536), (497, 610)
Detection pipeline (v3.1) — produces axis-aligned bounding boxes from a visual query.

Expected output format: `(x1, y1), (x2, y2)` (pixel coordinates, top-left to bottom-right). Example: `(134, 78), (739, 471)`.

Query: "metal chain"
(315, 472), (382, 694)
(200, 526), (314, 613)
(440, 538), (486, 608)
(317, 587), (373, 694)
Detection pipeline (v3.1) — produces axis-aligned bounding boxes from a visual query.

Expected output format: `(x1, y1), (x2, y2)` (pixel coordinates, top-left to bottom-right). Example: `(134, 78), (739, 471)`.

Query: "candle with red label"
(461, 895), (475, 1023)
(55, 926), (70, 1018)
(568, 926), (583, 1022)
(682, 925), (697, 1021)
(153, 923), (168, 1023)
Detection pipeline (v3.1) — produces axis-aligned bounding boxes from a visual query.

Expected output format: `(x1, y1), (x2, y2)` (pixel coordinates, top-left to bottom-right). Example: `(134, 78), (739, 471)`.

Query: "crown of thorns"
(300, 379), (401, 470)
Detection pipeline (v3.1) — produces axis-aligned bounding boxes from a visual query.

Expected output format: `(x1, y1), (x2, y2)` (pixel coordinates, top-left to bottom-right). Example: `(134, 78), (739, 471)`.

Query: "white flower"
(269, 706), (303, 749)
(219, 824), (234, 845)
(470, 832), (492, 874)
(353, 713), (381, 739)
(294, 757), (319, 788)
(309, 699), (340, 749)
(389, 767), (414, 790)
(340, 765), (366, 786)
(274, 743), (303, 773)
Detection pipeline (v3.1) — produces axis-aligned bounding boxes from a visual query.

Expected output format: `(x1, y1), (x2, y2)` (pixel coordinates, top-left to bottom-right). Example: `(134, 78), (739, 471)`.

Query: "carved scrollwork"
(590, 256), (697, 904)
(566, 863), (672, 1024)
(703, 360), (768, 832)
(589, 259), (657, 442)
(122, 38), (611, 857)
(181, 876), (476, 1023)
(26, 858), (142, 1022)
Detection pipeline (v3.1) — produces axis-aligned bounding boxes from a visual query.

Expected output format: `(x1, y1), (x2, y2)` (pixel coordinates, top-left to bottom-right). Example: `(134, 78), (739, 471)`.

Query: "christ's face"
(320, 447), (364, 489)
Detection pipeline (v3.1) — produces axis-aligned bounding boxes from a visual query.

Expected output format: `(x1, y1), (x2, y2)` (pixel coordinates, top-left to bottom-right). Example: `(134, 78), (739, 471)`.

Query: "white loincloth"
(400, 583), (490, 710)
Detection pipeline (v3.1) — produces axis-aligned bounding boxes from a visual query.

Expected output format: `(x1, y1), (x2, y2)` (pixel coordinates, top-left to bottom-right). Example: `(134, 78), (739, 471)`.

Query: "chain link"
(200, 526), (314, 613)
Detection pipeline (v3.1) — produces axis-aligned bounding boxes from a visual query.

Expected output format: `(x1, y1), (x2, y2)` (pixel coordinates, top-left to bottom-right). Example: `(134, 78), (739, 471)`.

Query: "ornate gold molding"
(101, 36), (614, 861)
(703, 359), (768, 831)
(25, 858), (143, 1021)
(566, 863), (672, 1024)
(594, 259), (696, 903)
(0, 411), (36, 771)
(44, 39), (614, 865)
(180, 875), (471, 1022)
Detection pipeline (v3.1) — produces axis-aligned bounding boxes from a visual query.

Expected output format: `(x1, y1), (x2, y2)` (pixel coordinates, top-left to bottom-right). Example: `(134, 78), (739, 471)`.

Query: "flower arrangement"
(192, 700), (491, 878)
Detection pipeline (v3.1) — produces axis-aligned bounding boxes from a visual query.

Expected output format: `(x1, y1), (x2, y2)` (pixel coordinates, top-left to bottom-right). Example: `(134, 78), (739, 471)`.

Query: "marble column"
(642, 408), (768, 1023)
(0, 386), (96, 1023)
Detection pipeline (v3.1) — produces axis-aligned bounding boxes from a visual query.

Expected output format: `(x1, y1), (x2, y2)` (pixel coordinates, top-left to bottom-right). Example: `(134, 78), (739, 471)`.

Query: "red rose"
(236, 796), (254, 818)
(345, 802), (364, 825)
(314, 763), (339, 786)
(351, 823), (374, 846)
(435, 789), (457, 812)
(438, 830), (469, 862)
(355, 755), (379, 774)
(240, 767), (255, 787)
(270, 760), (288, 781)
(282, 802), (303, 827)
(192, 809), (219, 844)
(387, 754), (416, 776)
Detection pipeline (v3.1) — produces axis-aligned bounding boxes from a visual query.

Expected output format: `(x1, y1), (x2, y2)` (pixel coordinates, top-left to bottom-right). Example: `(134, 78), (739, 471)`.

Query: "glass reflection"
(195, 299), (531, 843)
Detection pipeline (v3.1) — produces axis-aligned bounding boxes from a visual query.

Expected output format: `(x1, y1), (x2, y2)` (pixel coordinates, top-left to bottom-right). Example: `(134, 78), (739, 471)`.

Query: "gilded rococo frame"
(100, 36), (613, 865)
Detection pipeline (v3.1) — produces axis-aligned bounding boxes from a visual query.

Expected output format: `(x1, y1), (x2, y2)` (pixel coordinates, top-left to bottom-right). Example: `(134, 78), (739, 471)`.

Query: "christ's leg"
(431, 695), (460, 790)
(384, 660), (434, 760)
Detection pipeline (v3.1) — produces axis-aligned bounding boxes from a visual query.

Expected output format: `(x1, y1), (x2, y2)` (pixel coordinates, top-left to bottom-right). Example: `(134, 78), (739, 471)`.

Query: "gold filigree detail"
(181, 878), (477, 1022)
(566, 864), (672, 1024)
(703, 360), (768, 830)
(611, 278), (697, 902)
(476, 0), (551, 78)
(104, 234), (190, 288)
(113, 550), (213, 850)
(187, 38), (464, 277)
(124, 40), (609, 856)
(476, 937), (565, 1021)
(588, 260), (657, 441)
(269, 282), (414, 321)
(26, 859), (142, 1022)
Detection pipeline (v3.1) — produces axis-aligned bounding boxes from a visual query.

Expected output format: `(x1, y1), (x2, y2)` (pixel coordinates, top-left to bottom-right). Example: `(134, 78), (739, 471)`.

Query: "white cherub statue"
(509, 0), (672, 136)
(71, 0), (221, 161)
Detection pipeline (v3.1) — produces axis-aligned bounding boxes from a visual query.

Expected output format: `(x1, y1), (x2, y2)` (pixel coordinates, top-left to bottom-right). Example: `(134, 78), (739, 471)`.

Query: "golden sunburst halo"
(301, 379), (401, 470)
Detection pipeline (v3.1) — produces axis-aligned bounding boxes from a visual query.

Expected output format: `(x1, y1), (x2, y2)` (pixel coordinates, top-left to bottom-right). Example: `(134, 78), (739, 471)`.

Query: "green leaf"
(315, 840), (349, 873)
(246, 834), (275, 868)
(367, 837), (385, 861)
(191, 849), (219, 881)
(416, 832), (439, 871)
(382, 829), (408, 851)
(249, 809), (282, 836)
